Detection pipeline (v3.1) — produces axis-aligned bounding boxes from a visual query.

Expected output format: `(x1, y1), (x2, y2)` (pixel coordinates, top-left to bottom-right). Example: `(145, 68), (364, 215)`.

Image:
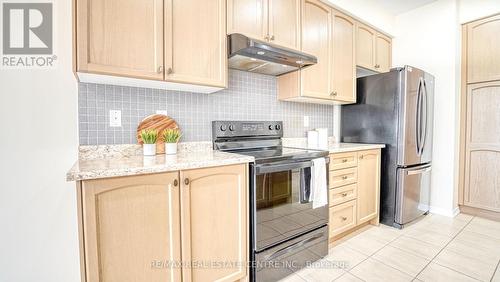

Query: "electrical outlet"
(304, 116), (310, 127)
(156, 110), (168, 116)
(109, 110), (121, 127)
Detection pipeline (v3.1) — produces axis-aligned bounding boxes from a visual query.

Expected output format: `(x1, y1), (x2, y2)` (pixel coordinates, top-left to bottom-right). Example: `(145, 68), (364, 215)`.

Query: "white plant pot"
(165, 143), (178, 155)
(143, 144), (156, 156)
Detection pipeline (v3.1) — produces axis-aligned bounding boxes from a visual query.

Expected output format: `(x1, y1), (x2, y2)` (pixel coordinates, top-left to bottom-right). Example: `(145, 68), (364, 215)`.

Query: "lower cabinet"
(328, 149), (381, 242)
(78, 164), (248, 282)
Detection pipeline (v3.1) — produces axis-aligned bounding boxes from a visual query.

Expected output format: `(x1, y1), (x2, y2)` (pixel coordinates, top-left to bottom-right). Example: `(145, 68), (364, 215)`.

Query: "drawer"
(329, 152), (358, 171)
(329, 200), (357, 237)
(329, 184), (357, 206)
(329, 167), (357, 188)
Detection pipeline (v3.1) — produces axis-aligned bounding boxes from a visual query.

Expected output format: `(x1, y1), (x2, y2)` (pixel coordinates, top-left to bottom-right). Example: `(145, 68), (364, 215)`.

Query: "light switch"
(304, 116), (310, 127)
(109, 110), (121, 127)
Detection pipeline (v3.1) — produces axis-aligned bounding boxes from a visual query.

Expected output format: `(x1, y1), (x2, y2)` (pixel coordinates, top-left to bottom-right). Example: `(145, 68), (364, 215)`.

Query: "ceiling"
(375, 0), (437, 15)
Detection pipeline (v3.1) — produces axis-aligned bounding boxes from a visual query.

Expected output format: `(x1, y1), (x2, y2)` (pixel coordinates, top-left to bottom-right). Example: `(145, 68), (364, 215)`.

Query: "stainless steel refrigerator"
(341, 66), (434, 228)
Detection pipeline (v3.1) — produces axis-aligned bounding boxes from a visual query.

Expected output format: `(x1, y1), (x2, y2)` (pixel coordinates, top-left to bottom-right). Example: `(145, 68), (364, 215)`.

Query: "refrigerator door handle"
(416, 78), (423, 155)
(420, 79), (428, 155)
(407, 166), (432, 175)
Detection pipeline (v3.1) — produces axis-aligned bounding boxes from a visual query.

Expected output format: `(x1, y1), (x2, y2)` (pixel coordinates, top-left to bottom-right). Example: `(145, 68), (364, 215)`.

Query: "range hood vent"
(228, 33), (317, 76)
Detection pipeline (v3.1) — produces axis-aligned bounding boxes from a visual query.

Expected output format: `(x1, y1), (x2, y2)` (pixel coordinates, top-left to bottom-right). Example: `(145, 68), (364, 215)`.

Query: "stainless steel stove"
(213, 121), (330, 282)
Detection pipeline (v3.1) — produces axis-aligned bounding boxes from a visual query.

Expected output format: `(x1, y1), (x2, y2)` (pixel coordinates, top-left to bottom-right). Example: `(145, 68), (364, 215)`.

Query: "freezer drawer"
(395, 164), (431, 226)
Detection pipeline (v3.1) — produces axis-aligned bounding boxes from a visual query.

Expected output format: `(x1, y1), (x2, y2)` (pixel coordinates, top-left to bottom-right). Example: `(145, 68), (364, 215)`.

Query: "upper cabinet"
(356, 22), (392, 73)
(300, 0), (332, 100)
(165, 0), (227, 87)
(227, 0), (301, 51)
(331, 10), (356, 103)
(75, 0), (227, 93)
(466, 14), (500, 83)
(278, 1), (357, 104)
(76, 0), (165, 80)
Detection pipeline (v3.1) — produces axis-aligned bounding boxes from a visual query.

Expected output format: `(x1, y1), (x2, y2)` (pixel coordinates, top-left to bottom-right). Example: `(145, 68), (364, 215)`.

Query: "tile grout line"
(490, 259), (499, 282)
(413, 215), (477, 280)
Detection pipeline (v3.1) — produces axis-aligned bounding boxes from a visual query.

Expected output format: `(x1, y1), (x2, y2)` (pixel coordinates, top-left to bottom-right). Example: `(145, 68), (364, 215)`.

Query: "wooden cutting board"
(136, 114), (179, 154)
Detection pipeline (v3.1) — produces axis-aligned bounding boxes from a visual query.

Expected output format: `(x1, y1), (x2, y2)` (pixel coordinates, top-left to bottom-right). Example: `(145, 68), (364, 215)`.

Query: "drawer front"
(329, 184), (357, 206)
(330, 167), (357, 188)
(330, 152), (358, 171)
(329, 200), (357, 237)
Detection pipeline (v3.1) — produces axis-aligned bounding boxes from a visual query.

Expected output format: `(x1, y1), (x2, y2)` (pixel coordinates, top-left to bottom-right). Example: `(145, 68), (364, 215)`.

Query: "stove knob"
(275, 124), (281, 130)
(220, 125), (227, 131)
(229, 124), (235, 131)
(268, 125), (274, 130)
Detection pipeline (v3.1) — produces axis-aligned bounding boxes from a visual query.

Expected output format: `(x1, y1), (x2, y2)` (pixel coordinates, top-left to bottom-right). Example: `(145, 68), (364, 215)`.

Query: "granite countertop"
(67, 150), (254, 182)
(327, 143), (385, 153)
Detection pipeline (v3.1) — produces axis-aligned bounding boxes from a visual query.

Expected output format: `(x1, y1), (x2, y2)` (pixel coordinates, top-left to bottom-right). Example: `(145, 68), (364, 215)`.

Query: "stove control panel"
(212, 121), (283, 139)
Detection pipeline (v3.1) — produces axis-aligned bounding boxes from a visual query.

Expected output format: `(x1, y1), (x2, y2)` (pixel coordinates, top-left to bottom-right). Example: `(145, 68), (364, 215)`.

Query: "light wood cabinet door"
(180, 164), (248, 282)
(76, 0), (164, 80)
(331, 10), (355, 103)
(375, 33), (392, 73)
(227, 0), (267, 40)
(357, 149), (381, 224)
(464, 82), (500, 212)
(466, 14), (500, 83)
(301, 0), (332, 99)
(165, 0), (227, 87)
(268, 0), (301, 50)
(356, 23), (376, 71)
(81, 172), (181, 282)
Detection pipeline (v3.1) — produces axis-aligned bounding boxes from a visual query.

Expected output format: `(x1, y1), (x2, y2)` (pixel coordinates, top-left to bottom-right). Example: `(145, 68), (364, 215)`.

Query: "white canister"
(143, 144), (156, 156)
(307, 130), (319, 149)
(316, 128), (328, 149)
(165, 143), (178, 155)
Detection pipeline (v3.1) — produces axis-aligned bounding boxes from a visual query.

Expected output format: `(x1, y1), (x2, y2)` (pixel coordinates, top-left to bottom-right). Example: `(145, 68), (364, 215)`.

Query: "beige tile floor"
(281, 213), (500, 282)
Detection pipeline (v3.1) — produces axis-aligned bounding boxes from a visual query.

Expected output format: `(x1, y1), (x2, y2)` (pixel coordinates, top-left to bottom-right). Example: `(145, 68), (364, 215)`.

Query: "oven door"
(253, 159), (329, 251)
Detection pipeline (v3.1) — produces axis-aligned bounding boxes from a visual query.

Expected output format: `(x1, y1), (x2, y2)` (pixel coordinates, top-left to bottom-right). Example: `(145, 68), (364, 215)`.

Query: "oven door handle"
(255, 161), (313, 174)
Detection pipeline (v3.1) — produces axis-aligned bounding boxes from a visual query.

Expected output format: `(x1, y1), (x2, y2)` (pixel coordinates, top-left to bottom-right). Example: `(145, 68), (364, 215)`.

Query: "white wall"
(326, 0), (396, 35)
(0, 1), (80, 281)
(458, 0), (500, 23)
(393, 0), (460, 216)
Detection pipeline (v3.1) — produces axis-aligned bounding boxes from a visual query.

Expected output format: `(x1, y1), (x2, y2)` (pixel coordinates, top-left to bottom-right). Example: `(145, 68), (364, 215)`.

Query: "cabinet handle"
(184, 178), (190, 185)
(341, 192), (348, 197)
(341, 216), (348, 221)
(342, 159), (348, 163)
(375, 64), (380, 68)
(342, 176), (348, 180)
(173, 179), (178, 187)
(270, 35), (275, 41)
(157, 66), (164, 74)
(359, 155), (364, 160)
(167, 67), (173, 75)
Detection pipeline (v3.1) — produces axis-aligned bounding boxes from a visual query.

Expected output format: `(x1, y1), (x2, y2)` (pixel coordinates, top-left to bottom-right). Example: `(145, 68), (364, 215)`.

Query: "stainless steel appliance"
(341, 66), (434, 228)
(213, 121), (329, 282)
(228, 33), (317, 76)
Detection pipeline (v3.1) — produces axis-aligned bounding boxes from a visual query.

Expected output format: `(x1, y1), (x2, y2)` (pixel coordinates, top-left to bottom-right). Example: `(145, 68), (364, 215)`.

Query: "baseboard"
(429, 206), (460, 217)
(460, 205), (500, 221)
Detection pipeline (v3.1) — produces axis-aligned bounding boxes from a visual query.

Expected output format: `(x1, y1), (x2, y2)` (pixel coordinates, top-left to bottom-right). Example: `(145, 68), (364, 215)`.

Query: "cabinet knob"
(375, 64), (380, 68)
(342, 159), (348, 163)
(173, 179), (178, 187)
(342, 192), (348, 197)
(184, 178), (190, 185)
(270, 35), (275, 41)
(167, 67), (173, 75)
(264, 35), (270, 41)
(342, 176), (348, 180)
(157, 66), (164, 74)
(331, 91), (337, 96)
(360, 155), (364, 160)
(341, 216), (348, 221)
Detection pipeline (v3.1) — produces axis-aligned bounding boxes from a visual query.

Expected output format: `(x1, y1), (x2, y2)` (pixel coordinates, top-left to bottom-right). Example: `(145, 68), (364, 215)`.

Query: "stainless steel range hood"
(228, 33), (317, 76)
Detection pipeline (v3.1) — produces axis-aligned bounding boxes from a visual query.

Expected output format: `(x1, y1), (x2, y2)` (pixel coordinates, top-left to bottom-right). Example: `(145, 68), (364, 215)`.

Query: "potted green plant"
(162, 128), (182, 155)
(140, 129), (158, 156)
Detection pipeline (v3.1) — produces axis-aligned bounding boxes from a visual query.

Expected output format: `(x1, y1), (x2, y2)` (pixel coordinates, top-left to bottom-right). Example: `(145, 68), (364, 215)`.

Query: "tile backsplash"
(78, 70), (338, 145)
